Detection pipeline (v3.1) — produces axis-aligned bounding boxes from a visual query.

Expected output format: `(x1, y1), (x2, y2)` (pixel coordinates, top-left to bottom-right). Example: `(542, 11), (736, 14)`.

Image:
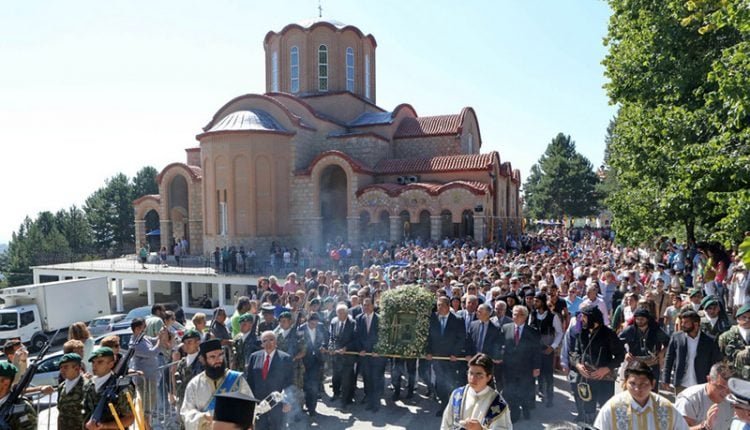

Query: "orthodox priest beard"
(205, 361), (226, 380)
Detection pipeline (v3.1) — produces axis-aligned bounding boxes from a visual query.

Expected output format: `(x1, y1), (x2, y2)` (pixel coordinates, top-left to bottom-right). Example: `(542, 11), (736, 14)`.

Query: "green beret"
(0, 362), (18, 379)
(737, 304), (750, 318)
(700, 295), (719, 310)
(89, 347), (115, 362)
(59, 353), (82, 365)
(182, 329), (201, 341)
(278, 311), (292, 321)
(309, 298), (320, 305)
(238, 313), (255, 324)
(689, 288), (703, 298)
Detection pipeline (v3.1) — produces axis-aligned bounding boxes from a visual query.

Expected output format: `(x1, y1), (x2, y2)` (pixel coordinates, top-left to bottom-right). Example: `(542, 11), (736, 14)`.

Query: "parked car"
(111, 306), (151, 331)
(28, 328), (133, 389)
(94, 328), (133, 353)
(112, 302), (185, 331)
(88, 314), (126, 337)
(29, 350), (64, 388)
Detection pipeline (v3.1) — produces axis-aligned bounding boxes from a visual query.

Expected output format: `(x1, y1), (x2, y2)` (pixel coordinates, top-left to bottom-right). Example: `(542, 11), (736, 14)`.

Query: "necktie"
(366, 315), (371, 334)
(262, 353), (270, 380)
(440, 316), (446, 335)
(477, 322), (486, 352)
(514, 326), (520, 346)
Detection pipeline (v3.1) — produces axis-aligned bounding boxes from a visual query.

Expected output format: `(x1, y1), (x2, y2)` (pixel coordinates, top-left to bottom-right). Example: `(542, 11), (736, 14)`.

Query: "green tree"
(523, 133), (601, 220)
(603, 0), (749, 245)
(84, 173), (135, 254)
(4, 214), (73, 285)
(597, 115), (620, 208)
(132, 166), (159, 198)
(55, 206), (94, 255)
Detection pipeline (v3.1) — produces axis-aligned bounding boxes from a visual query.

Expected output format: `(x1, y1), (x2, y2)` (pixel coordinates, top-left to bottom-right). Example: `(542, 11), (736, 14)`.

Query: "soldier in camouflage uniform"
(719, 304), (750, 380)
(57, 353), (90, 430)
(174, 329), (204, 429)
(700, 295), (732, 339)
(232, 313), (260, 371)
(0, 361), (36, 430)
(83, 347), (134, 429)
(274, 311), (306, 417)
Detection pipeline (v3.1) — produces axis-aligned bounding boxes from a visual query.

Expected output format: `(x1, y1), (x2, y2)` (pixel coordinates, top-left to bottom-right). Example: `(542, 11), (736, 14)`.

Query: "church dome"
(296, 17), (347, 29)
(207, 110), (288, 133)
(263, 19), (377, 102)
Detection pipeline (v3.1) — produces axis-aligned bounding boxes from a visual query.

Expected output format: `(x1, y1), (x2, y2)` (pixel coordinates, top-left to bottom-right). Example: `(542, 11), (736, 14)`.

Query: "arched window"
(290, 46), (299, 93)
(271, 51), (279, 92)
(365, 54), (371, 99)
(318, 45), (328, 91)
(346, 47), (355, 92)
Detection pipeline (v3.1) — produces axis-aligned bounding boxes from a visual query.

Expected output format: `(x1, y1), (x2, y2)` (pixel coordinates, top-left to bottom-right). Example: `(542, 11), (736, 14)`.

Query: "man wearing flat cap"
(174, 329), (205, 423)
(83, 347), (134, 429)
(720, 304), (750, 380)
(0, 361), (36, 430)
(211, 392), (258, 430)
(181, 339), (255, 430)
(57, 352), (90, 430)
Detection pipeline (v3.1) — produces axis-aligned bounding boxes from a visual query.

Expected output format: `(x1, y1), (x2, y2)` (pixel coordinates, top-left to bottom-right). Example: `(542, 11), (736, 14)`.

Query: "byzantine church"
(133, 19), (522, 255)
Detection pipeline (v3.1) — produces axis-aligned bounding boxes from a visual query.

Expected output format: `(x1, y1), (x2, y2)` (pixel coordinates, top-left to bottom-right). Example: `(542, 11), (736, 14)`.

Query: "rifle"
(0, 329), (60, 430)
(208, 308), (219, 339)
(89, 331), (145, 425)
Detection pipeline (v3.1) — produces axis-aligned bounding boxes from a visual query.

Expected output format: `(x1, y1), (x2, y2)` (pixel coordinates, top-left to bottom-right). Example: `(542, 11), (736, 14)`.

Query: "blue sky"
(0, 1), (616, 243)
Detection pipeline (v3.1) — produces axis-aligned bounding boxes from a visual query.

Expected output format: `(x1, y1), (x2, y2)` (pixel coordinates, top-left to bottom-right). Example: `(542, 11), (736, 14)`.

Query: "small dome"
(208, 110), (287, 133)
(296, 17), (347, 29)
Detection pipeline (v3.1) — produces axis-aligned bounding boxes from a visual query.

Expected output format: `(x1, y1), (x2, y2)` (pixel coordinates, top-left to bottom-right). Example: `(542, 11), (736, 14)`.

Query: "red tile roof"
(375, 153), (495, 174)
(394, 114), (462, 138)
(156, 163), (203, 184)
(356, 180), (489, 197)
(295, 150), (374, 176)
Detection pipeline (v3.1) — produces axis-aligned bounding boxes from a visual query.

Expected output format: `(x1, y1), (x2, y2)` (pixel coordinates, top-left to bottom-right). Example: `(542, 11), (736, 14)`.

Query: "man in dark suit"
(467, 303), (503, 389)
(457, 294), (479, 334)
(501, 304), (541, 422)
(245, 331), (293, 430)
(356, 298), (385, 412)
(427, 296), (468, 416)
(663, 309), (722, 394)
(329, 303), (358, 407)
(299, 312), (326, 417)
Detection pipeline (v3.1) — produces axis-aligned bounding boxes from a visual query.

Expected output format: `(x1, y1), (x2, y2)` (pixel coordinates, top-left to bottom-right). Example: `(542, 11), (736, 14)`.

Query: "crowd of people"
(4, 228), (750, 429)
(177, 229), (750, 429)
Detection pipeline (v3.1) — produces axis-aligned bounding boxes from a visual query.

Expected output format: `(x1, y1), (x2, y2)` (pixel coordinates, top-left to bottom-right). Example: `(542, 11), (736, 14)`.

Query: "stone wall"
(393, 136), (460, 159)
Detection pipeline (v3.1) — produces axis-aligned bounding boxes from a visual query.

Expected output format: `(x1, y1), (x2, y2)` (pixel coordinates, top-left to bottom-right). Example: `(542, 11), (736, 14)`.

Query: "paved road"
(38, 371), (582, 429)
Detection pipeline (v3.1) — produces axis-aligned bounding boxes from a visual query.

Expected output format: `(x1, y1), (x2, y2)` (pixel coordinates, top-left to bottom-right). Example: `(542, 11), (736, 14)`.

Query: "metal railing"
(137, 359), (182, 430)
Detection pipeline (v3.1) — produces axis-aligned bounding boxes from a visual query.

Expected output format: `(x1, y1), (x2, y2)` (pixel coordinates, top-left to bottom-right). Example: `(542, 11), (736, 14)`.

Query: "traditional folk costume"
(440, 385), (512, 430)
(594, 391), (689, 430)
